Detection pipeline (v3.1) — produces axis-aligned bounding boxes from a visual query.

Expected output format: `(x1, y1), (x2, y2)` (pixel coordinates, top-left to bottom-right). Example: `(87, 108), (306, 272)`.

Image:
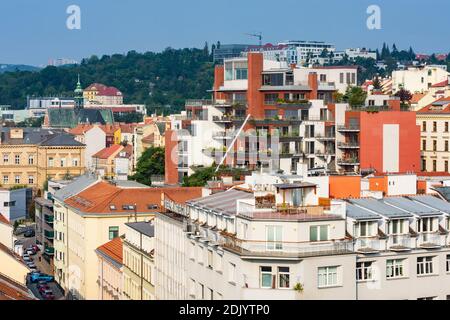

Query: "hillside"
(0, 47), (214, 112)
(0, 64), (41, 73)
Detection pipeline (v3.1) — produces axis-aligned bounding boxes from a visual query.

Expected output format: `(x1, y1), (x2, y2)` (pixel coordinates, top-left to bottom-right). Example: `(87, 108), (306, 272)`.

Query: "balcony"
(44, 230), (54, 240)
(276, 100), (311, 109)
(214, 99), (247, 108)
(337, 142), (360, 149)
(222, 236), (353, 258)
(337, 125), (360, 133)
(306, 115), (335, 122)
(417, 232), (442, 249)
(238, 205), (339, 221)
(337, 158), (360, 166)
(315, 133), (336, 141)
(212, 131), (234, 140)
(44, 214), (54, 225)
(212, 115), (234, 123)
(185, 99), (213, 107)
(44, 247), (55, 256)
(387, 234), (412, 252)
(315, 149), (336, 157)
(354, 238), (381, 254)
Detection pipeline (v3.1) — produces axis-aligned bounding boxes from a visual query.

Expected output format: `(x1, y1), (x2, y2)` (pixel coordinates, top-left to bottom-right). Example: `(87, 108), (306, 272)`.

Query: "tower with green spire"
(74, 74), (84, 111)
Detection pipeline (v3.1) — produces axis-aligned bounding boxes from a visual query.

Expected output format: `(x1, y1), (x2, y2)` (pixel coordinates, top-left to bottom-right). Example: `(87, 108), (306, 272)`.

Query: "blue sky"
(0, 0), (448, 66)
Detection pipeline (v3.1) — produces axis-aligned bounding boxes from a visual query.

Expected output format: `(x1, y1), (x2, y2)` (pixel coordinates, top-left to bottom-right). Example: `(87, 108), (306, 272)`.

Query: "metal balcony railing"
(337, 142), (360, 149)
(337, 125), (360, 132)
(387, 234), (412, 251)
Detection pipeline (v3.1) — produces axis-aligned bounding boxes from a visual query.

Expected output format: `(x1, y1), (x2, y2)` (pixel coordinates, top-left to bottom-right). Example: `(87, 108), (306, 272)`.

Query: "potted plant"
(293, 282), (304, 294)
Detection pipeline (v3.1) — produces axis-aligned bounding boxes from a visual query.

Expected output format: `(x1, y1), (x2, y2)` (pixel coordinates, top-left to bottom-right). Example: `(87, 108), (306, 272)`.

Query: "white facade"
(84, 126), (107, 171)
(392, 66), (449, 93)
(0, 188), (28, 222)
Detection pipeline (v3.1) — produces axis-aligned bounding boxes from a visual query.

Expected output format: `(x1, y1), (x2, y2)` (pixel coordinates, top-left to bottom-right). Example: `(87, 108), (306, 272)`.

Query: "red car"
(41, 289), (55, 300)
(38, 284), (50, 294)
(31, 245), (40, 252)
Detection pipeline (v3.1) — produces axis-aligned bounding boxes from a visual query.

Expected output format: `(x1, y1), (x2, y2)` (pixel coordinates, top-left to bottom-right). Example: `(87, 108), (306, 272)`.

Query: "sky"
(0, 0), (449, 66)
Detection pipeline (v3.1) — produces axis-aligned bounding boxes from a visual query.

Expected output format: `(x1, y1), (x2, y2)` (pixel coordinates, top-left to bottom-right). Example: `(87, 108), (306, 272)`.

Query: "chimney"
(10, 128), (23, 139)
(308, 72), (318, 100)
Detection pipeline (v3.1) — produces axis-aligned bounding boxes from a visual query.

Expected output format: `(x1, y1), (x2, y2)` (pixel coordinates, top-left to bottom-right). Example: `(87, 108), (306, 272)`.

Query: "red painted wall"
(247, 53), (264, 119)
(165, 129), (179, 185)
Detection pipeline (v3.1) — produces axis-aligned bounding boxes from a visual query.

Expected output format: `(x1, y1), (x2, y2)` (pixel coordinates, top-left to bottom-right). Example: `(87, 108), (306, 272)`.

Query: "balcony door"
(266, 226), (283, 251)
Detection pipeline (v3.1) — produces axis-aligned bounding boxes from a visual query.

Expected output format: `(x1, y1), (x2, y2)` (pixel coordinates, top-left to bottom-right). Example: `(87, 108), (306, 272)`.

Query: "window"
(446, 141), (449, 152)
(3, 154), (8, 164)
(28, 176), (34, 184)
(433, 160), (437, 172)
(446, 122), (449, 132)
(260, 266), (273, 288)
(447, 255), (450, 273)
(60, 158), (66, 167)
(389, 220), (404, 235)
(190, 243), (195, 261)
(386, 259), (405, 279)
(433, 140), (437, 151)
(266, 226), (282, 250)
(355, 221), (374, 237)
(2, 176), (8, 184)
(319, 74), (327, 82)
(351, 73), (356, 84)
(433, 122), (437, 132)
(310, 225), (329, 242)
(417, 217), (435, 232)
(72, 158), (79, 167)
(339, 73), (344, 84)
(278, 267), (290, 288)
(28, 155), (34, 165)
(422, 121), (427, 132)
(264, 94), (278, 105)
(417, 256), (434, 275)
(14, 175), (20, 184)
(48, 157), (54, 167)
(318, 266), (338, 288)
(356, 262), (373, 281)
(422, 140), (426, 151)
(207, 249), (213, 269)
(228, 263), (236, 283)
(108, 226), (119, 240)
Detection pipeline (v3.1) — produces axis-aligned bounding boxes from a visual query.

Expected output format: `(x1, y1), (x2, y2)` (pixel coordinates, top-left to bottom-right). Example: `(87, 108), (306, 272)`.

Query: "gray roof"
(349, 198), (412, 219)
(39, 133), (85, 147)
(382, 197), (442, 217)
(53, 174), (98, 201)
(125, 221), (154, 237)
(346, 203), (381, 221)
(408, 195), (450, 214)
(187, 189), (253, 216)
(0, 128), (83, 147)
(112, 180), (150, 189)
(274, 182), (316, 190)
(433, 187), (450, 202)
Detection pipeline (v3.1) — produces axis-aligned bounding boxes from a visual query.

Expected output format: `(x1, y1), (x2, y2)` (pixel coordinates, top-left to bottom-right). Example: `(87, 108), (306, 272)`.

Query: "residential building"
(122, 221), (155, 300)
(0, 214), (13, 250)
(417, 97), (450, 173)
(0, 273), (36, 300)
(0, 242), (30, 285)
(53, 180), (202, 300)
(96, 237), (123, 300)
(213, 44), (250, 63)
(84, 83), (124, 105)
(156, 171), (450, 300)
(392, 65), (449, 93)
(0, 128), (85, 190)
(69, 124), (107, 171)
(92, 145), (125, 179)
(0, 187), (31, 222)
(344, 48), (377, 60)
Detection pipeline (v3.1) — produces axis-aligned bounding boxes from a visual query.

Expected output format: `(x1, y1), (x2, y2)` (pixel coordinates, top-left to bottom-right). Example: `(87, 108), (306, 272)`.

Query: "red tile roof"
(410, 93), (426, 104)
(92, 144), (123, 159)
(99, 124), (120, 135)
(96, 237), (123, 266)
(68, 124), (94, 135)
(431, 79), (448, 88)
(417, 97), (450, 114)
(85, 83), (122, 97)
(0, 214), (10, 226)
(64, 181), (202, 215)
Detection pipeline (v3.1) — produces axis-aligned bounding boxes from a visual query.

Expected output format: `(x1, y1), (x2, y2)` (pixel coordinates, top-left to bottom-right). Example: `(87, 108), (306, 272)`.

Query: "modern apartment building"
(165, 53), (420, 184)
(156, 172), (450, 300)
(122, 221), (156, 300)
(0, 127), (85, 190)
(417, 97), (450, 173)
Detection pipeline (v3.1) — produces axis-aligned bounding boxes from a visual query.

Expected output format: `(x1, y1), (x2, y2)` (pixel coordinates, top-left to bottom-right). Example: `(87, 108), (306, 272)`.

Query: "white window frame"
(356, 261), (374, 281)
(386, 259), (405, 279)
(318, 266), (338, 288)
(266, 225), (283, 251)
(417, 256), (434, 276)
(310, 225), (329, 242)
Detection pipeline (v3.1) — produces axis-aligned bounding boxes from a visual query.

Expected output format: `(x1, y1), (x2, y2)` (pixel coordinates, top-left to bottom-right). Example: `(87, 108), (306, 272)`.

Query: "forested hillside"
(0, 47), (214, 113)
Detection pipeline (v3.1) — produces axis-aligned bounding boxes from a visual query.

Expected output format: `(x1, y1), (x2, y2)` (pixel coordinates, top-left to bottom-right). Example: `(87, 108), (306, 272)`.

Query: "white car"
(23, 256), (32, 262)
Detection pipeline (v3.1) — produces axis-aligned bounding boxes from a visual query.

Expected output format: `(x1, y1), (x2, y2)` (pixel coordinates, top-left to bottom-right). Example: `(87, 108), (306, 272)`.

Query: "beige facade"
(0, 243), (30, 285)
(417, 114), (450, 173)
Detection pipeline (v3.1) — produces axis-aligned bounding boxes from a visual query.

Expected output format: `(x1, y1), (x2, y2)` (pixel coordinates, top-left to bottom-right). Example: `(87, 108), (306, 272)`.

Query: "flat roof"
(274, 182), (316, 190)
(187, 189), (253, 217)
(125, 221), (154, 237)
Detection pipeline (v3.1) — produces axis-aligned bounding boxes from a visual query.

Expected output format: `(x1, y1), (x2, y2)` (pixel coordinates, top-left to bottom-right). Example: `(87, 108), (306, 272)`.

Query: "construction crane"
(245, 32), (263, 48)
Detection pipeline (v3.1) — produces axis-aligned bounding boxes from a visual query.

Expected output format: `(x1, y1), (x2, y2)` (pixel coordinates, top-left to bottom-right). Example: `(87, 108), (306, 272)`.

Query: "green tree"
(394, 88), (413, 105)
(343, 86), (367, 108)
(130, 147), (165, 186)
(182, 166), (216, 187)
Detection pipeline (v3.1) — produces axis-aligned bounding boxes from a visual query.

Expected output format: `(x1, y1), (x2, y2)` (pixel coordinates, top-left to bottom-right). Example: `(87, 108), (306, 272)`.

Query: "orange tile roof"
(431, 79), (448, 88)
(64, 181), (202, 215)
(92, 144), (123, 159)
(0, 274), (35, 300)
(0, 214), (10, 226)
(96, 237), (123, 265)
(410, 93), (426, 104)
(68, 124), (94, 135)
(99, 124), (121, 134)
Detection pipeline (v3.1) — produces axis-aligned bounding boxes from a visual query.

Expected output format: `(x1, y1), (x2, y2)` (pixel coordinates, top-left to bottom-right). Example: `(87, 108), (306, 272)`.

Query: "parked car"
(41, 290), (55, 300)
(24, 229), (35, 238)
(23, 256), (32, 262)
(30, 273), (54, 283)
(31, 245), (40, 252)
(26, 262), (36, 269)
(25, 247), (37, 256)
(38, 284), (51, 294)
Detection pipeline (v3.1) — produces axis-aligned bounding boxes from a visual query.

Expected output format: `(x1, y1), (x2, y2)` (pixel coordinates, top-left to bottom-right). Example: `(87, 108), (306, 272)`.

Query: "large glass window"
(108, 226), (119, 240)
(386, 259), (405, 279)
(266, 226), (283, 250)
(310, 225), (329, 242)
(278, 267), (290, 288)
(356, 262), (373, 281)
(417, 257), (434, 275)
(260, 266), (273, 288)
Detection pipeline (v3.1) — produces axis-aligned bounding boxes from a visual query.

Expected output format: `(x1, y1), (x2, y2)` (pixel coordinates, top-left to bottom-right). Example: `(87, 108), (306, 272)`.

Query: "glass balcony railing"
(44, 230), (54, 240)
(44, 215), (54, 224)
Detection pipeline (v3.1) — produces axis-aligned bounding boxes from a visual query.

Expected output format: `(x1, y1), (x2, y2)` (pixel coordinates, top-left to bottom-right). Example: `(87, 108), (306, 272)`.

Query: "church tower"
(74, 74), (84, 111)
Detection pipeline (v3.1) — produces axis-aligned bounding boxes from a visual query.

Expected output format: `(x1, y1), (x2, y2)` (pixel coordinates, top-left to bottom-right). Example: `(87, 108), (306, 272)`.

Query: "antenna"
(245, 32), (263, 48)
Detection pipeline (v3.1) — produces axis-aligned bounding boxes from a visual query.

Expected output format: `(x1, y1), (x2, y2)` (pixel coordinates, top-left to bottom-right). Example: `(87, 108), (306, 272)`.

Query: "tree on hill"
(130, 147), (165, 186)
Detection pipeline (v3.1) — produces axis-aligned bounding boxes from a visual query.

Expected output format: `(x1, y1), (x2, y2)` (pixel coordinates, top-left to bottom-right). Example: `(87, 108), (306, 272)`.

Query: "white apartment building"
(392, 65), (449, 93)
(156, 172), (450, 300)
(294, 66), (358, 94)
(345, 48), (377, 60)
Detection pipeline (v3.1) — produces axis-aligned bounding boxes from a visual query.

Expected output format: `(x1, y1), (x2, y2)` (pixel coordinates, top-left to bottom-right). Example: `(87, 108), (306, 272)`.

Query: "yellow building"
(0, 128), (85, 190)
(96, 237), (123, 300)
(417, 97), (450, 173)
(83, 83), (123, 105)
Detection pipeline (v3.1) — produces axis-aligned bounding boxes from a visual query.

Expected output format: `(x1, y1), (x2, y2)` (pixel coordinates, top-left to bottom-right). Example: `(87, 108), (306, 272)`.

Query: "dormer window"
(147, 204), (158, 210)
(122, 205), (135, 210)
(110, 205), (117, 211)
